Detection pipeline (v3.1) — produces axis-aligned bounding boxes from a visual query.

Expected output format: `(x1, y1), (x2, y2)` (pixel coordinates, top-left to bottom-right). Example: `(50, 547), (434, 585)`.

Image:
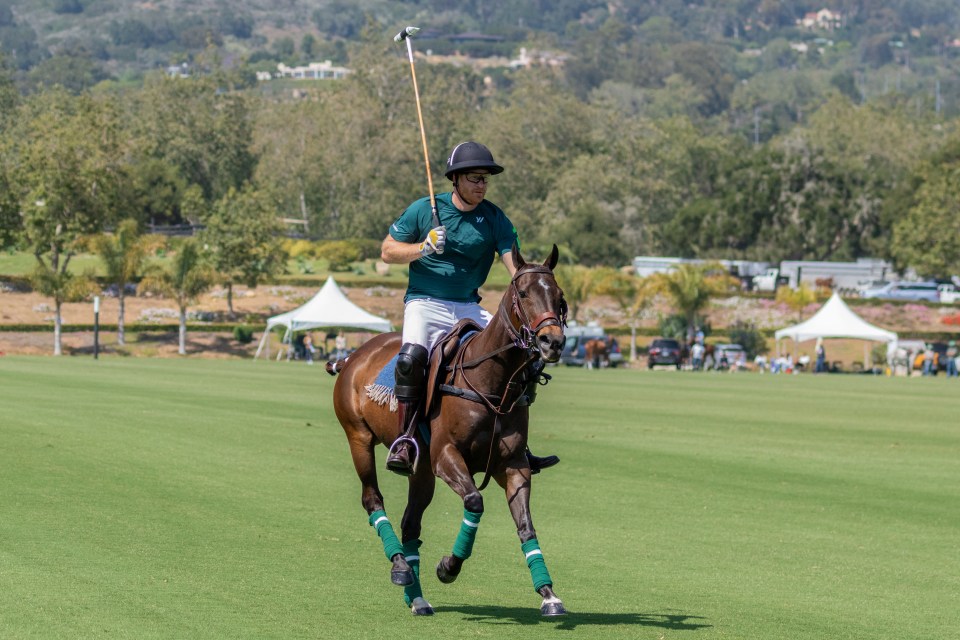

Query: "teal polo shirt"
(389, 192), (518, 303)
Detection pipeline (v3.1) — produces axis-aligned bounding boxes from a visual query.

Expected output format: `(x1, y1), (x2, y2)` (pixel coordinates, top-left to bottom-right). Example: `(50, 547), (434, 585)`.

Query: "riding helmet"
(444, 141), (504, 180)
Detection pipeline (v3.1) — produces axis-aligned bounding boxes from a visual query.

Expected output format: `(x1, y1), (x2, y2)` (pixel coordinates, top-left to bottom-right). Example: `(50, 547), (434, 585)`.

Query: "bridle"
(456, 265), (567, 371)
(506, 265), (567, 353)
(442, 263), (566, 489)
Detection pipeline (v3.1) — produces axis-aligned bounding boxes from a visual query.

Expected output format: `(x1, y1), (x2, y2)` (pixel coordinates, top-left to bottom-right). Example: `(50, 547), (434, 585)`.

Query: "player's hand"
(419, 226), (446, 257)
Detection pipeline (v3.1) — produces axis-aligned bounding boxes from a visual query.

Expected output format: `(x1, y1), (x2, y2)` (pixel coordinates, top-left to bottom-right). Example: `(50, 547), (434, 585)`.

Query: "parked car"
(647, 338), (682, 370)
(559, 324), (624, 368)
(861, 281), (940, 302)
(855, 279), (889, 297)
(713, 343), (747, 370)
(938, 283), (960, 304)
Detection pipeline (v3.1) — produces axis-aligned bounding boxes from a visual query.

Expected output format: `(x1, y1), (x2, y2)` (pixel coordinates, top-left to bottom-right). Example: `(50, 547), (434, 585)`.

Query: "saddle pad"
(365, 355), (399, 412)
(365, 353), (438, 445)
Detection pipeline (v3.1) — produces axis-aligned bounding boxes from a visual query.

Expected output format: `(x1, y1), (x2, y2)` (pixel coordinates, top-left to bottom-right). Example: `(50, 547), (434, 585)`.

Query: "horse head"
(507, 243), (566, 363)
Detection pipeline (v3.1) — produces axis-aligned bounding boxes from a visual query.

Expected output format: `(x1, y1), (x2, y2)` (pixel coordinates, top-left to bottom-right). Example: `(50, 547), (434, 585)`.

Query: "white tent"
(774, 292), (897, 343)
(774, 292), (897, 367)
(254, 276), (392, 360)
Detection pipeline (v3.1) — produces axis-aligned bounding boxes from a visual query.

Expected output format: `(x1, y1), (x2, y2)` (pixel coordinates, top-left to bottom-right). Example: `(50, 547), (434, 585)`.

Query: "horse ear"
(544, 244), (559, 270)
(512, 241), (526, 269)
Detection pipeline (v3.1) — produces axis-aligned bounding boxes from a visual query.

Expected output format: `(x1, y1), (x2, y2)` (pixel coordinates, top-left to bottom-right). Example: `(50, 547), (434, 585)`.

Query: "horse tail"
(326, 358), (346, 376)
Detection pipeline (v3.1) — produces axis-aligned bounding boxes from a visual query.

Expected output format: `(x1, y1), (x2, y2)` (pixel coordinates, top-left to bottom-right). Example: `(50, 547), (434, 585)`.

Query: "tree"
(141, 239), (215, 355)
(553, 264), (593, 324)
(593, 268), (657, 362)
(0, 55), (17, 249)
(776, 283), (817, 322)
(652, 263), (733, 341)
(890, 161), (960, 278)
(200, 185), (287, 318)
(89, 219), (160, 346)
(13, 89), (123, 355)
(130, 74), (258, 205)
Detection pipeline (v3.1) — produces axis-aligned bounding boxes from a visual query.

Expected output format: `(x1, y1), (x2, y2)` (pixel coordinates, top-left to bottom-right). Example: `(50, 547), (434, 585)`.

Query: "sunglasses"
(462, 173), (492, 184)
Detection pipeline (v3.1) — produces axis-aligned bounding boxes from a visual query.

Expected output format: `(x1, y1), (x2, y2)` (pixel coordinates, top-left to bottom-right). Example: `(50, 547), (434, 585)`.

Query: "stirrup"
(386, 435), (421, 476)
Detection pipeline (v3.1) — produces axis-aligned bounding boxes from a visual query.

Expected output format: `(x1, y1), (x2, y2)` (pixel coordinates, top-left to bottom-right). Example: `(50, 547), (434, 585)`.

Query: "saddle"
(424, 318), (483, 414)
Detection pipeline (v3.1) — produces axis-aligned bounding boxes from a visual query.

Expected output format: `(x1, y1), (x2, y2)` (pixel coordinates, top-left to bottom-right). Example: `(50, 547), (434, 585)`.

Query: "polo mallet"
(394, 26), (442, 250)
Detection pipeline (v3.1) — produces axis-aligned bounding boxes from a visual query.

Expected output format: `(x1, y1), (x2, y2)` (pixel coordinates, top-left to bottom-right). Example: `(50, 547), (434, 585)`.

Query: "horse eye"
(517, 290), (528, 299)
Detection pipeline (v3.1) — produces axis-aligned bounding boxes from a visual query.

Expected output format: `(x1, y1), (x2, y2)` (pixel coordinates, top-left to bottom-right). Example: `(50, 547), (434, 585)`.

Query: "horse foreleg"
(498, 466), (567, 617)
(433, 445), (484, 585)
(399, 466), (437, 615)
(346, 432), (414, 588)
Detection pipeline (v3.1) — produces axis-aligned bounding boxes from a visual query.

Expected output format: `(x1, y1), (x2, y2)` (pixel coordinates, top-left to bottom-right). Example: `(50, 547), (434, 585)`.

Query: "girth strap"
(438, 383), (530, 407)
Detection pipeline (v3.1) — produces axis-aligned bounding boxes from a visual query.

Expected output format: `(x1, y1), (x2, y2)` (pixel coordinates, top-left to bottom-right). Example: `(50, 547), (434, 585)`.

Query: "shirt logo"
(476, 216), (483, 223)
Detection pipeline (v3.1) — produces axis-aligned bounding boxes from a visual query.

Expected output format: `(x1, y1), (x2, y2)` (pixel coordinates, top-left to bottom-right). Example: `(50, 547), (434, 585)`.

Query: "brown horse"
(583, 338), (608, 369)
(326, 244), (567, 617)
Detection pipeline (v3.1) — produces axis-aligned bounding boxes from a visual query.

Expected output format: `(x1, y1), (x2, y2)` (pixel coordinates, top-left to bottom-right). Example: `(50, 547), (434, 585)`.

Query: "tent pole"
(254, 331), (267, 360)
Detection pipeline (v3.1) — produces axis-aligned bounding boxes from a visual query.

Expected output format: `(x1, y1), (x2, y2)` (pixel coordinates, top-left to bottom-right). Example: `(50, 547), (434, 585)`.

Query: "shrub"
(349, 238), (382, 261)
(316, 240), (361, 272)
(727, 320), (768, 358)
(233, 325), (254, 344)
(658, 314), (711, 341)
(285, 239), (316, 258)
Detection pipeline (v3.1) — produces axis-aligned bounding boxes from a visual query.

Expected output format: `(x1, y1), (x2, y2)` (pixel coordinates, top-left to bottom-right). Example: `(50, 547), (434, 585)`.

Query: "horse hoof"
(436, 557), (458, 584)
(391, 568), (414, 586)
(540, 596), (567, 617)
(410, 597), (434, 616)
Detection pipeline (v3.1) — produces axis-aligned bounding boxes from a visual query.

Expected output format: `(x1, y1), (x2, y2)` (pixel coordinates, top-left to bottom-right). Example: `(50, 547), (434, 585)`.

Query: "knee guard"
(395, 343), (429, 402)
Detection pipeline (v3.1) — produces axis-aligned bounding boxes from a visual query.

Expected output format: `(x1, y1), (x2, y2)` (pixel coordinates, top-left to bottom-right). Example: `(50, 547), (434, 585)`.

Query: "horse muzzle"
(536, 329), (565, 363)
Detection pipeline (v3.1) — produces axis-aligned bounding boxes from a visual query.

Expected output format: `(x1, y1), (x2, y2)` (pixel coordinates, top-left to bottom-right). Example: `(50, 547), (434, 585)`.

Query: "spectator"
(754, 353), (767, 374)
(923, 343), (936, 376)
(304, 333), (316, 364)
(947, 341), (958, 378)
(815, 338), (826, 373)
(691, 341), (705, 371)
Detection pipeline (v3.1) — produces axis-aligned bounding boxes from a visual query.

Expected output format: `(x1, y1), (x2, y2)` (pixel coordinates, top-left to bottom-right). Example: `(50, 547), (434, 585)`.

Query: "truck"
(632, 256), (771, 288)
(753, 258), (901, 293)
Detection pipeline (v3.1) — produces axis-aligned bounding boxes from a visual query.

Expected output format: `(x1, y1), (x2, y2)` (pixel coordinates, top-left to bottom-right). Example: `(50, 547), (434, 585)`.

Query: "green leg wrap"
(521, 538), (553, 592)
(451, 509), (482, 560)
(369, 510), (404, 560)
(402, 539), (423, 607)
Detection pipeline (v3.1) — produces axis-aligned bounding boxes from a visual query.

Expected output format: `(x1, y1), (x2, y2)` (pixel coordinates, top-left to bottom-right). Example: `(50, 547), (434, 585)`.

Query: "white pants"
(402, 298), (493, 353)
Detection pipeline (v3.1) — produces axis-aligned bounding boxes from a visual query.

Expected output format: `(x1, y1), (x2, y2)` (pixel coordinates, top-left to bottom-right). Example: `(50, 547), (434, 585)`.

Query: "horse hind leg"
(346, 431), (414, 588)
(400, 466), (437, 616)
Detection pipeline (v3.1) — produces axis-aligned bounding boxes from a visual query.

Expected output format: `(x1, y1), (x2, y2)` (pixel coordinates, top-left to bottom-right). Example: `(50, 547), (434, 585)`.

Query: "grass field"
(1, 358), (958, 639)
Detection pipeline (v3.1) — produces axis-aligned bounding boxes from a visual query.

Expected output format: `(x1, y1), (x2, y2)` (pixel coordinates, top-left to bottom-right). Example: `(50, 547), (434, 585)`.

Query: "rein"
(442, 265), (565, 489)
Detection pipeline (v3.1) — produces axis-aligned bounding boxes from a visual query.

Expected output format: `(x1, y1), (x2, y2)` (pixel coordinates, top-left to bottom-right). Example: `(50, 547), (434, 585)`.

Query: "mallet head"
(394, 26), (420, 42)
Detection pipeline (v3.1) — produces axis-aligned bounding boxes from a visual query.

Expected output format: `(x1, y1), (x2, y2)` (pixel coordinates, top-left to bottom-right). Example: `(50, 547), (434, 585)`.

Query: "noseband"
(508, 265), (566, 352)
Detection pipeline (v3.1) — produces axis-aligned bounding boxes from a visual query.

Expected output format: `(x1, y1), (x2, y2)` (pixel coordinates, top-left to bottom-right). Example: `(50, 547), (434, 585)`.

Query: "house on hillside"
(275, 61), (351, 80)
(797, 9), (844, 31)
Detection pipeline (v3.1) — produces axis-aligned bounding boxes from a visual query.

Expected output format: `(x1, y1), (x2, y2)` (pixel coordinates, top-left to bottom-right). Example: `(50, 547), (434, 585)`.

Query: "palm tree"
(594, 267), (657, 362)
(653, 263), (736, 342)
(141, 239), (215, 355)
(31, 264), (97, 356)
(90, 219), (159, 346)
(553, 264), (594, 324)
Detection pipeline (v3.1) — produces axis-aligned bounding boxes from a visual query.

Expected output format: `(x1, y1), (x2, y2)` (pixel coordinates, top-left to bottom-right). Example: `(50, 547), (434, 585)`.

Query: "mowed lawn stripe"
(1, 357), (959, 639)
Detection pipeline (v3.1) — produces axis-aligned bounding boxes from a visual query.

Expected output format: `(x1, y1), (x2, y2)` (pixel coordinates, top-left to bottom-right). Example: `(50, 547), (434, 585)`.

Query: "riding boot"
(386, 342), (429, 476)
(526, 447), (560, 474)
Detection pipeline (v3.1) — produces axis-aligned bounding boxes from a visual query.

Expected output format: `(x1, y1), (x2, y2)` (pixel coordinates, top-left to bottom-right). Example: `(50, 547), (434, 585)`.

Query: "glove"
(418, 226), (446, 257)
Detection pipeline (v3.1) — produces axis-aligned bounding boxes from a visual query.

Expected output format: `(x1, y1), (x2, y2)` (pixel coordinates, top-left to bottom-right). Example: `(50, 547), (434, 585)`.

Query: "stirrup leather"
(386, 434), (421, 475)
